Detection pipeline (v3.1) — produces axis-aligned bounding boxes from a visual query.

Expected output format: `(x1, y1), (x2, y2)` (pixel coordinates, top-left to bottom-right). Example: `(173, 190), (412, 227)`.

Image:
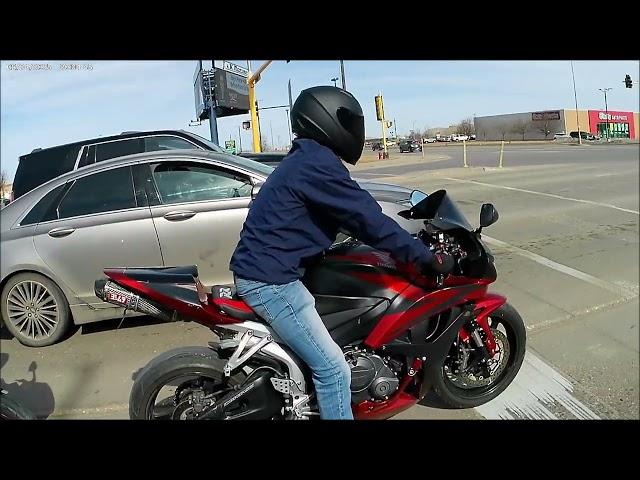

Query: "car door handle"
(48, 227), (76, 238)
(163, 210), (197, 221)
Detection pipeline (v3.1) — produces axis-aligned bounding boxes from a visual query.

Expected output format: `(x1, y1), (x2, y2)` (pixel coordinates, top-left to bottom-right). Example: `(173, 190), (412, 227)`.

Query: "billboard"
(193, 62), (207, 121)
(213, 68), (250, 117)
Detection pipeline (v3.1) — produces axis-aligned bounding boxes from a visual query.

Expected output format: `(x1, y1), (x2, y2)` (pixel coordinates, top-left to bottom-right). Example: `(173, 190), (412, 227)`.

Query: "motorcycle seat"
(210, 285), (261, 322)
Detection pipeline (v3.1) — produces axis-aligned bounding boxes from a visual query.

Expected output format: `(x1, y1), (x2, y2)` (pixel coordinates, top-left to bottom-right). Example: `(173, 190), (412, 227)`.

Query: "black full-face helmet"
(290, 86), (365, 165)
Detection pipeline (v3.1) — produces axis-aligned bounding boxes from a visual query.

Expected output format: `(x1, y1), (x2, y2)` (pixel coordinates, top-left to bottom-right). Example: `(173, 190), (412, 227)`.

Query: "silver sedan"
(1, 150), (420, 347)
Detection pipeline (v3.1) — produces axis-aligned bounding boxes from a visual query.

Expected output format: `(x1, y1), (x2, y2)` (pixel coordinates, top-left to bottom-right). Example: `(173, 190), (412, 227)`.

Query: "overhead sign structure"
(214, 60), (249, 78)
(212, 68), (250, 117)
(193, 62), (207, 121)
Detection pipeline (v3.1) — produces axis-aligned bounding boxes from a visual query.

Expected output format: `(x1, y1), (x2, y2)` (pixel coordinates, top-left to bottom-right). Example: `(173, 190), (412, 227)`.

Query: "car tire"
(1, 273), (73, 347)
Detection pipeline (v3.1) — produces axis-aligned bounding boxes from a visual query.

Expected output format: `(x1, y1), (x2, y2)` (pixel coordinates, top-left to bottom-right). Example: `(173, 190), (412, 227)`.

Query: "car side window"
(19, 185), (67, 226)
(151, 162), (252, 205)
(95, 139), (144, 163)
(56, 166), (137, 219)
(78, 145), (97, 168)
(144, 136), (199, 152)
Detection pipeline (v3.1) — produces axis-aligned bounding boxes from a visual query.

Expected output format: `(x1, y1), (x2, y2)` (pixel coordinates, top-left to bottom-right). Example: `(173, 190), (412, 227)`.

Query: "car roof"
(20, 129), (203, 157)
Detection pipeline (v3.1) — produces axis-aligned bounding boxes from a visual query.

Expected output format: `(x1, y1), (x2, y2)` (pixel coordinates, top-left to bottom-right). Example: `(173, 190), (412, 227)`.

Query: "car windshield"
(184, 132), (226, 153)
(183, 132), (275, 176)
(226, 155), (275, 177)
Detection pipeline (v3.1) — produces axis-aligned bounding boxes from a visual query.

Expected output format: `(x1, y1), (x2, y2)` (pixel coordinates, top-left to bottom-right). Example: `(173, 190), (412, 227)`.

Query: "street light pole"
(270, 122), (274, 150)
(331, 77), (338, 87)
(570, 61), (582, 145)
(285, 109), (292, 147)
(598, 87), (612, 141)
(208, 60), (219, 145)
(340, 60), (346, 90)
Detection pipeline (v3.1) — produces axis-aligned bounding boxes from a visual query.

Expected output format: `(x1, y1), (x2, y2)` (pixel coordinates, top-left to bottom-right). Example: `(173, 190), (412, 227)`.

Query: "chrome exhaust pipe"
(94, 279), (174, 322)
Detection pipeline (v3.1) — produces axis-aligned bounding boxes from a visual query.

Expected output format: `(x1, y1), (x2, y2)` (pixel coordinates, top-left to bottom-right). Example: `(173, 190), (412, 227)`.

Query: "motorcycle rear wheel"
(129, 347), (247, 420)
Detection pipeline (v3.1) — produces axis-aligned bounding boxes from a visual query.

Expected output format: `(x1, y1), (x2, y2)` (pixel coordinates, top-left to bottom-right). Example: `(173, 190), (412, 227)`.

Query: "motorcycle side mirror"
(479, 203), (499, 228)
(251, 181), (264, 200)
(410, 190), (428, 206)
(28, 361), (37, 373)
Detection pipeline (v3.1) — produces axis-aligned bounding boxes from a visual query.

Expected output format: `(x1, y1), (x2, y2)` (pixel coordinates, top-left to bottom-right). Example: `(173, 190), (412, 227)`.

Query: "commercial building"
(473, 109), (639, 141)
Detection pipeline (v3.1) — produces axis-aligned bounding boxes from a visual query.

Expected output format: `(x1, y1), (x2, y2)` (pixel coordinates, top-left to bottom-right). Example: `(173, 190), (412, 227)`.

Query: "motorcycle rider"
(230, 86), (454, 420)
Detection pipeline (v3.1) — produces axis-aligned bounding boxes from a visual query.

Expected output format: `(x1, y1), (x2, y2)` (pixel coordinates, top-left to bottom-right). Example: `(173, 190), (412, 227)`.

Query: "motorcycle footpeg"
(208, 339), (240, 352)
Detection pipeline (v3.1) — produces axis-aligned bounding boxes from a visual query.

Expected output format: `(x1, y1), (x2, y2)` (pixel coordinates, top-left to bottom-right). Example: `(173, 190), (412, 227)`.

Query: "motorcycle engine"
(346, 350), (400, 403)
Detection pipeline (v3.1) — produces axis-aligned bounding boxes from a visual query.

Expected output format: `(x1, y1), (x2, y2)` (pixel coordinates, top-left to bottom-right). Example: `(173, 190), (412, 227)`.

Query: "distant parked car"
(399, 140), (421, 153)
(451, 135), (469, 142)
(570, 131), (599, 141)
(553, 132), (572, 140)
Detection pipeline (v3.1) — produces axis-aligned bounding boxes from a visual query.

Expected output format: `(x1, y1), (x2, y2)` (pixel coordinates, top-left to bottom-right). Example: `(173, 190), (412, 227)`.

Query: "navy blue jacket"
(230, 139), (432, 284)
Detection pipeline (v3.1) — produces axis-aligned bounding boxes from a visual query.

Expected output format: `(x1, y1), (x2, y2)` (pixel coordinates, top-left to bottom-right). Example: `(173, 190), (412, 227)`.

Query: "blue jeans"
(234, 276), (353, 420)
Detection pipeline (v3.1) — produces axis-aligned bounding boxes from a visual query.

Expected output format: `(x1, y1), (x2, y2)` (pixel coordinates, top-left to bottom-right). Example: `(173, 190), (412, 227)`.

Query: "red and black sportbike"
(95, 189), (526, 420)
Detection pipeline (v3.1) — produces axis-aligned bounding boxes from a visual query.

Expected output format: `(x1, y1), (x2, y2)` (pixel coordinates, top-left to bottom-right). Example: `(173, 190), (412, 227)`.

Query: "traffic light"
(624, 74), (633, 88)
(374, 95), (385, 121)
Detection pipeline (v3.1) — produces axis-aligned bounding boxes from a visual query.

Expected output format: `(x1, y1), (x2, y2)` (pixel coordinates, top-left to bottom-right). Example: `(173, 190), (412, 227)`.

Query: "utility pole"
(570, 61), (582, 145)
(598, 87), (612, 141)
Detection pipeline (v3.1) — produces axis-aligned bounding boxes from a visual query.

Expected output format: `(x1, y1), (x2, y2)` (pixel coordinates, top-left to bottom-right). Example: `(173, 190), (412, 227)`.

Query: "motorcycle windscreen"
(413, 190), (474, 231)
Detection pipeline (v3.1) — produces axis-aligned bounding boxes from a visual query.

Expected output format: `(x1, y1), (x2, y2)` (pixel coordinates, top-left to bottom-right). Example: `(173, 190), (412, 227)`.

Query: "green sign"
(225, 140), (237, 154)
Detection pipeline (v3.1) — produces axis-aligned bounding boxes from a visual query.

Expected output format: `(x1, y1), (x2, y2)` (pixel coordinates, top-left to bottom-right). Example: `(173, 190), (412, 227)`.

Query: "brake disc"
(445, 329), (510, 389)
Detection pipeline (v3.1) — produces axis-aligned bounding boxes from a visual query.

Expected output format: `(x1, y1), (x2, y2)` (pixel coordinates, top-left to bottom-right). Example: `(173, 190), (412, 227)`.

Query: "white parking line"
(482, 235), (638, 300)
(475, 350), (600, 419)
(443, 177), (640, 215)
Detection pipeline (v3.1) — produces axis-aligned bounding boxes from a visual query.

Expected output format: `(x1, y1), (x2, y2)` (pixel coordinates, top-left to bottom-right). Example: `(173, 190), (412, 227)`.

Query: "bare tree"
(456, 117), (475, 137)
(0, 170), (7, 201)
(511, 120), (531, 141)
(534, 120), (553, 139)
(497, 123), (510, 141)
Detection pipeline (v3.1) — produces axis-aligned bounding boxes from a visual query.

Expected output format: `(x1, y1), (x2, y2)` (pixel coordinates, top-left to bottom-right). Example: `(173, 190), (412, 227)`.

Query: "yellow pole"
(248, 81), (262, 152)
(247, 61), (273, 153)
(499, 140), (504, 168)
(463, 139), (468, 167)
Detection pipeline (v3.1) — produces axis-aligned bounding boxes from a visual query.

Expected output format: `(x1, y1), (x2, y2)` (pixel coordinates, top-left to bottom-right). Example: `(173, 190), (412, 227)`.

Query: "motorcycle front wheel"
(430, 303), (527, 409)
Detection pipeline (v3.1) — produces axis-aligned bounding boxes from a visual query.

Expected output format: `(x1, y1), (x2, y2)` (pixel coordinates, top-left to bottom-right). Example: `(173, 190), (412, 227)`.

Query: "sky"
(1, 60), (639, 181)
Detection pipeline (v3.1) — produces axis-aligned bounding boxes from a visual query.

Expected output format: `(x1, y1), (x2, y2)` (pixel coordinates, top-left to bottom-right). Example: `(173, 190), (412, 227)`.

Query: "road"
(1, 143), (638, 420)
(355, 142), (638, 177)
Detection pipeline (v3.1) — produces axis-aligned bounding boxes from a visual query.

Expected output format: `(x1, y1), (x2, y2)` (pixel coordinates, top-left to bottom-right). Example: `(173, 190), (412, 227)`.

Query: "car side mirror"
(251, 182), (264, 200)
(480, 203), (499, 228)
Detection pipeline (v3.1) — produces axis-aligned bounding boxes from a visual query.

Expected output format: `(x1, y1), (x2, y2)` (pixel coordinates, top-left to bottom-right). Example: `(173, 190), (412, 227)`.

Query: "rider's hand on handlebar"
(423, 251), (455, 275)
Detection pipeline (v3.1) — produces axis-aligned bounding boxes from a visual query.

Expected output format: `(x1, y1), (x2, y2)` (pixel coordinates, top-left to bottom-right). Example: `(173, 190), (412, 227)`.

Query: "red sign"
(588, 110), (635, 139)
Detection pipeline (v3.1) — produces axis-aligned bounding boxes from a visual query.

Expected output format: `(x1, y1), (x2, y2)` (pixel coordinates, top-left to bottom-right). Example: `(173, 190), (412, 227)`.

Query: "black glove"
(422, 251), (455, 275)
